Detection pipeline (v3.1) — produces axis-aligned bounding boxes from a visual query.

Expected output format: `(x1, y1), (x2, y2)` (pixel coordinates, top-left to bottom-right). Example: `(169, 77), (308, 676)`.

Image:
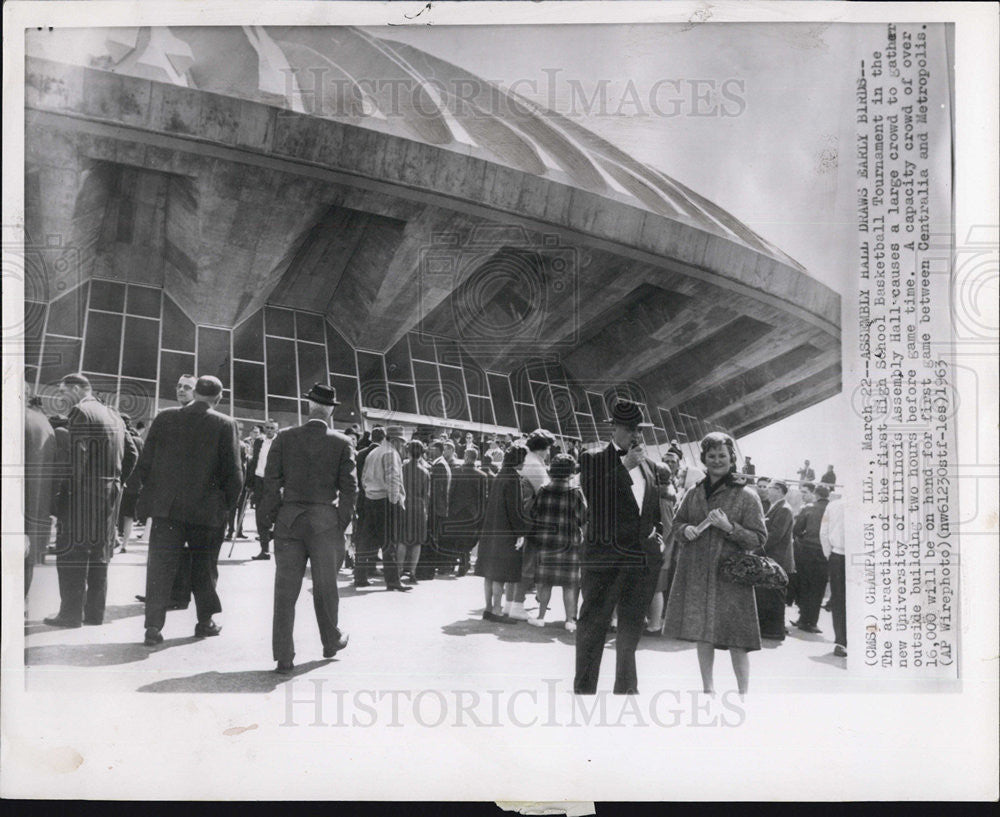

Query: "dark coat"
(474, 468), (533, 582)
(761, 498), (795, 574)
(429, 457), (451, 520)
(579, 443), (662, 570)
(135, 401), (242, 529)
(25, 406), (56, 547)
(259, 419), (358, 537)
(443, 463), (489, 550)
(65, 396), (138, 549)
(400, 458), (430, 546)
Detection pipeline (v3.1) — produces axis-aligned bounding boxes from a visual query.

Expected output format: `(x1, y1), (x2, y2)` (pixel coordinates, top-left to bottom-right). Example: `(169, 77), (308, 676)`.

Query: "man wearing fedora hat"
(359, 425), (413, 591)
(259, 384), (358, 673)
(575, 399), (665, 695)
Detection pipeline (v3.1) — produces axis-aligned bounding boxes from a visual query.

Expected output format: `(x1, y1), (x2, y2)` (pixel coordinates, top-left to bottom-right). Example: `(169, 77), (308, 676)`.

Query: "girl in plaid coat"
(526, 454), (587, 631)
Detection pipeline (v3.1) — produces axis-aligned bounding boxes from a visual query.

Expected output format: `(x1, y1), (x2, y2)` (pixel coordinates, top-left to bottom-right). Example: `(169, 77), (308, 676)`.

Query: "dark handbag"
(719, 549), (788, 589)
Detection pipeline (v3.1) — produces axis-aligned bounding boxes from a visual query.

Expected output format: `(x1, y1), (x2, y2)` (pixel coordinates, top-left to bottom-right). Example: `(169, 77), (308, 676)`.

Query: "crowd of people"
(24, 371), (845, 693)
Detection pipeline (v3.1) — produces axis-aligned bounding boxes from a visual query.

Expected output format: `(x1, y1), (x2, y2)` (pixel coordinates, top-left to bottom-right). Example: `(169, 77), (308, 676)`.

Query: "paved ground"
(23, 523), (847, 699)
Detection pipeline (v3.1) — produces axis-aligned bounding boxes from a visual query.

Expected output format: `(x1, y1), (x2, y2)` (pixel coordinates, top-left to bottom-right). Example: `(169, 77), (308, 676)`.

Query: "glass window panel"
(469, 395), (495, 427)
(126, 284), (160, 318)
(267, 397), (300, 429)
(45, 284), (88, 337)
(330, 374), (361, 425)
(159, 350), (196, 401)
(487, 373), (517, 428)
(653, 427), (669, 446)
(462, 361), (486, 397)
(38, 336), (82, 386)
(295, 311), (324, 343)
(118, 377), (157, 423)
(531, 382), (559, 434)
(545, 360), (568, 385)
(385, 336), (413, 385)
(510, 366), (532, 403)
(388, 383), (417, 415)
(88, 279), (125, 312)
(265, 306), (295, 338)
(325, 323), (356, 376)
(82, 311), (122, 374)
(120, 316), (159, 378)
(437, 365), (469, 422)
(568, 381), (588, 413)
(435, 337), (463, 368)
(413, 360), (444, 418)
(407, 331), (437, 362)
(81, 372), (119, 407)
(297, 342), (328, 394)
(525, 359), (548, 382)
(360, 379), (390, 411)
(658, 408), (678, 441)
(265, 337), (296, 396)
(586, 392), (606, 422)
(357, 351), (386, 390)
(25, 301), (46, 345)
(642, 426), (657, 446)
(233, 311), (264, 361)
(576, 412), (599, 443)
(233, 361), (265, 416)
(550, 385), (576, 435)
(161, 295), (195, 352)
(516, 403), (539, 434)
(197, 326), (231, 388)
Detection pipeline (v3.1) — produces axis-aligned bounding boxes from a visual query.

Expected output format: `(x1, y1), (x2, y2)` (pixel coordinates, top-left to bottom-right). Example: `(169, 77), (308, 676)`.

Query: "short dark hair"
(526, 428), (556, 452)
(699, 432), (737, 471)
(195, 375), (224, 398)
(407, 439), (425, 459)
(801, 482), (816, 493)
(370, 426), (386, 443)
(771, 480), (788, 495)
(548, 453), (576, 480)
(60, 373), (91, 389)
(815, 484), (830, 500)
(501, 444), (528, 470)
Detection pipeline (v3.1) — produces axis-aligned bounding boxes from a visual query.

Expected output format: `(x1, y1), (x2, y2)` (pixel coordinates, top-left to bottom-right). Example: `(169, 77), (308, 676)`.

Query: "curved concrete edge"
(25, 57), (841, 340)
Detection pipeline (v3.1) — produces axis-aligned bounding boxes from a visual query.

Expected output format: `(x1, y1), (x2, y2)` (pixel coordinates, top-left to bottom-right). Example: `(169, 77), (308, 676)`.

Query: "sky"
(374, 22), (867, 481)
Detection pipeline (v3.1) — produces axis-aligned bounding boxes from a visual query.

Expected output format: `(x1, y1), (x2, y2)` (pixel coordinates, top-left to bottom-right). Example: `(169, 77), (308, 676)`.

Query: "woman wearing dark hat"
(526, 453), (587, 631)
(663, 432), (767, 698)
(474, 444), (532, 621)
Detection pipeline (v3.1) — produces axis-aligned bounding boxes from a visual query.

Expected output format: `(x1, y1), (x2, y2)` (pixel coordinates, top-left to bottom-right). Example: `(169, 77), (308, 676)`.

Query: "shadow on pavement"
(809, 652), (848, 669)
(25, 636), (200, 667)
(136, 659), (333, 693)
(637, 635), (698, 653)
(441, 615), (575, 645)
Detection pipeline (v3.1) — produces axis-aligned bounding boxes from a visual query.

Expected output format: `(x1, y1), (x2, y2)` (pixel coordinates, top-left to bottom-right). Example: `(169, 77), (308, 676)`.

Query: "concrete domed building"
(23, 26), (840, 447)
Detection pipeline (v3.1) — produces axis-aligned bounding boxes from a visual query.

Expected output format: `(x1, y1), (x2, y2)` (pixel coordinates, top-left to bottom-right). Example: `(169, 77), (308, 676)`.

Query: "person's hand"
(514, 537), (524, 551)
(683, 525), (699, 541)
(622, 445), (645, 471)
(708, 508), (733, 532)
(647, 531), (664, 553)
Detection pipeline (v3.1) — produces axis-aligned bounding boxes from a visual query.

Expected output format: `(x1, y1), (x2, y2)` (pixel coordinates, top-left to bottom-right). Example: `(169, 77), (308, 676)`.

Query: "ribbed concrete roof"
(26, 25), (804, 271)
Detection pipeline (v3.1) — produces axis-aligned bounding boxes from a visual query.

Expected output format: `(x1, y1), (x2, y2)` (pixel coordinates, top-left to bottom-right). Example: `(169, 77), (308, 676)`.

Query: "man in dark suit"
(417, 438), (452, 580)
(250, 418), (279, 560)
(792, 483), (830, 633)
(442, 446), (489, 576)
(575, 400), (664, 695)
(136, 376), (243, 645)
(44, 374), (138, 627)
(259, 384), (357, 674)
(756, 480), (795, 640)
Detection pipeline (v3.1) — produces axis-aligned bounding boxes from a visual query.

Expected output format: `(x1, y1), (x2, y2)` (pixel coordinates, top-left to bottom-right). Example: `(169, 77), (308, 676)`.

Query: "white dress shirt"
(255, 435), (275, 478)
(614, 444), (646, 513)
